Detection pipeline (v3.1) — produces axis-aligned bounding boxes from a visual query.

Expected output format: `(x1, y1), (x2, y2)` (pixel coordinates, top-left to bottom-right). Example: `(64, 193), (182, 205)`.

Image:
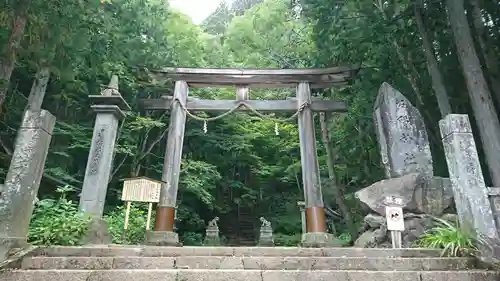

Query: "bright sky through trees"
(170, 0), (232, 24)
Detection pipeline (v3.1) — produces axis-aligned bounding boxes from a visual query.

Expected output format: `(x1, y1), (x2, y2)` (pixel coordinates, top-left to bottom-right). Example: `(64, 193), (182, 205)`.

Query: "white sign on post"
(385, 206), (405, 231)
(121, 177), (163, 242)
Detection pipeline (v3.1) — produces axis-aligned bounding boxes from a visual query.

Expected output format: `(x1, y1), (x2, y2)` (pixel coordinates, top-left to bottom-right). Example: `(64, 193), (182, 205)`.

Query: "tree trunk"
(24, 65), (51, 113)
(468, 0), (500, 104)
(414, 0), (452, 117)
(446, 0), (500, 187)
(319, 112), (357, 240)
(0, 13), (27, 111)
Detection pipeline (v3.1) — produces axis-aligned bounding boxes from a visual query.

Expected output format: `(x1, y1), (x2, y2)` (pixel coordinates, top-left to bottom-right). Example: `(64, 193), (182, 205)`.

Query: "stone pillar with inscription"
(440, 114), (500, 260)
(0, 110), (56, 262)
(373, 82), (433, 178)
(79, 75), (130, 244)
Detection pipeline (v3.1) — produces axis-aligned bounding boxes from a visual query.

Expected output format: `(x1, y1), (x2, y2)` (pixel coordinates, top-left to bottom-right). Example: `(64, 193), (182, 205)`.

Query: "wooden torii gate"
(140, 67), (356, 246)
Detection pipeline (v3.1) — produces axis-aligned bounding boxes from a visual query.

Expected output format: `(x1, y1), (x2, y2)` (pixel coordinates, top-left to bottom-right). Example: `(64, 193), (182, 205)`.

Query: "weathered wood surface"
(159, 81), (188, 208)
(149, 67), (357, 88)
(236, 87), (249, 100)
(297, 82), (324, 209)
(141, 98), (347, 112)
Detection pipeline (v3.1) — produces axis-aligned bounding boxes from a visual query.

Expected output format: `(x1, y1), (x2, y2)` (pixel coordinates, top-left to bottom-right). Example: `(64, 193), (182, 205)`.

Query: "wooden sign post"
(121, 177), (162, 242)
(384, 195), (405, 248)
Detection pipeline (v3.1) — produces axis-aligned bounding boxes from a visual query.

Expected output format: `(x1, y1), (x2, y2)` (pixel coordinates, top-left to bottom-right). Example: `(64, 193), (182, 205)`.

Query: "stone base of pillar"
(145, 231), (181, 246)
(300, 232), (340, 248)
(0, 236), (26, 263)
(80, 217), (112, 245)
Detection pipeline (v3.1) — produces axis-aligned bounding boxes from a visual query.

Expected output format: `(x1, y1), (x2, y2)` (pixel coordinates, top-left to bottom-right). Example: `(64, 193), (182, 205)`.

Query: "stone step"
(0, 269), (498, 281)
(33, 246), (444, 258)
(20, 256), (476, 271)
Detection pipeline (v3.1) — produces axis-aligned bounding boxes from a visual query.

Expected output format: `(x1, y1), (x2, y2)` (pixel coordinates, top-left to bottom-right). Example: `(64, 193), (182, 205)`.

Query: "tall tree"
(231, 0), (264, 15)
(0, 0), (28, 112)
(447, 0), (500, 186)
(414, 0), (451, 117)
(468, 0), (500, 104)
(201, 1), (233, 37)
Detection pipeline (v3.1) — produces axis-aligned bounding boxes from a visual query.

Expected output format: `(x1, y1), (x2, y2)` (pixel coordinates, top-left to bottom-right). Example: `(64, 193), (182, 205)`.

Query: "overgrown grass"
(414, 217), (479, 257)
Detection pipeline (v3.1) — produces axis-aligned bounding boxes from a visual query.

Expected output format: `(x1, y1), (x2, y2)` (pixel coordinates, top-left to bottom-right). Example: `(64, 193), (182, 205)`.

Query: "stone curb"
(0, 269), (498, 281)
(20, 256), (476, 271)
(33, 246), (444, 258)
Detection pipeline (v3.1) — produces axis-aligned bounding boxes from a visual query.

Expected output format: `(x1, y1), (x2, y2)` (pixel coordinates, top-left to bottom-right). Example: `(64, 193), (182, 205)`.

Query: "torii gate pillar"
(297, 82), (338, 247)
(141, 67), (356, 247)
(145, 81), (188, 246)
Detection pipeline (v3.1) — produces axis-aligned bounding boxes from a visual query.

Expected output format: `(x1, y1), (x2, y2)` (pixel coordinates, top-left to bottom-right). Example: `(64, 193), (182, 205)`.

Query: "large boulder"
(354, 212), (455, 248)
(355, 173), (454, 216)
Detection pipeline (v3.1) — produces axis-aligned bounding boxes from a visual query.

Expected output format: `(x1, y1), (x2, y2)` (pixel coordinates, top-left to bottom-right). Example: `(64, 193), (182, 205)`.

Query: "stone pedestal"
(0, 110), (56, 262)
(440, 114), (499, 260)
(78, 76), (130, 244)
(258, 217), (274, 246)
(258, 229), (274, 246)
(301, 232), (340, 248)
(203, 217), (221, 246)
(204, 229), (221, 246)
(79, 218), (112, 245)
(145, 231), (181, 246)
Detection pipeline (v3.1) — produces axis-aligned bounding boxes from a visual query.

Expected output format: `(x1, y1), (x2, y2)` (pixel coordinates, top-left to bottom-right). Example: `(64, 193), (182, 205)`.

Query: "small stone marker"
(204, 217), (221, 246)
(384, 195), (405, 248)
(258, 217), (274, 246)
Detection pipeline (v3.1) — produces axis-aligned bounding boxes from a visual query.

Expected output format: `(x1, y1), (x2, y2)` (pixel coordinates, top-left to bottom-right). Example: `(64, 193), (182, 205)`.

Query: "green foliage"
(181, 232), (204, 246)
(274, 233), (302, 246)
(105, 203), (153, 245)
(5, 0), (500, 247)
(28, 187), (90, 246)
(414, 218), (479, 257)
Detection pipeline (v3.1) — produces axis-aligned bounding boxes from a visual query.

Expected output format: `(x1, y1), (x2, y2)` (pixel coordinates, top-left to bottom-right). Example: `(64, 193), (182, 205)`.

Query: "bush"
(182, 232), (203, 246)
(274, 233), (301, 246)
(105, 203), (154, 245)
(28, 187), (90, 246)
(414, 217), (478, 257)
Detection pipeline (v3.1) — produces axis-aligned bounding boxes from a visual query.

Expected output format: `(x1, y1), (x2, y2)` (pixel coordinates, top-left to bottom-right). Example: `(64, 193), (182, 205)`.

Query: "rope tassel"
(275, 122), (279, 136)
(203, 121), (207, 134)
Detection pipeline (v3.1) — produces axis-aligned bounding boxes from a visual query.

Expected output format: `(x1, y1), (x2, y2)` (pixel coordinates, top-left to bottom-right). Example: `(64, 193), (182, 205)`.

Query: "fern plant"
(414, 217), (479, 257)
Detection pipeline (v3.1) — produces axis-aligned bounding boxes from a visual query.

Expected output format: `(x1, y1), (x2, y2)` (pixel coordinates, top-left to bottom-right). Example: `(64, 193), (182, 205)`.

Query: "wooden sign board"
(385, 206), (405, 231)
(121, 177), (161, 203)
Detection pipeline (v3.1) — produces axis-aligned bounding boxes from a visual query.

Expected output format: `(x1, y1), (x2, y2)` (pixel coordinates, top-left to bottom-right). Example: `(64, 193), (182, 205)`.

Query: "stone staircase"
(0, 245), (498, 281)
